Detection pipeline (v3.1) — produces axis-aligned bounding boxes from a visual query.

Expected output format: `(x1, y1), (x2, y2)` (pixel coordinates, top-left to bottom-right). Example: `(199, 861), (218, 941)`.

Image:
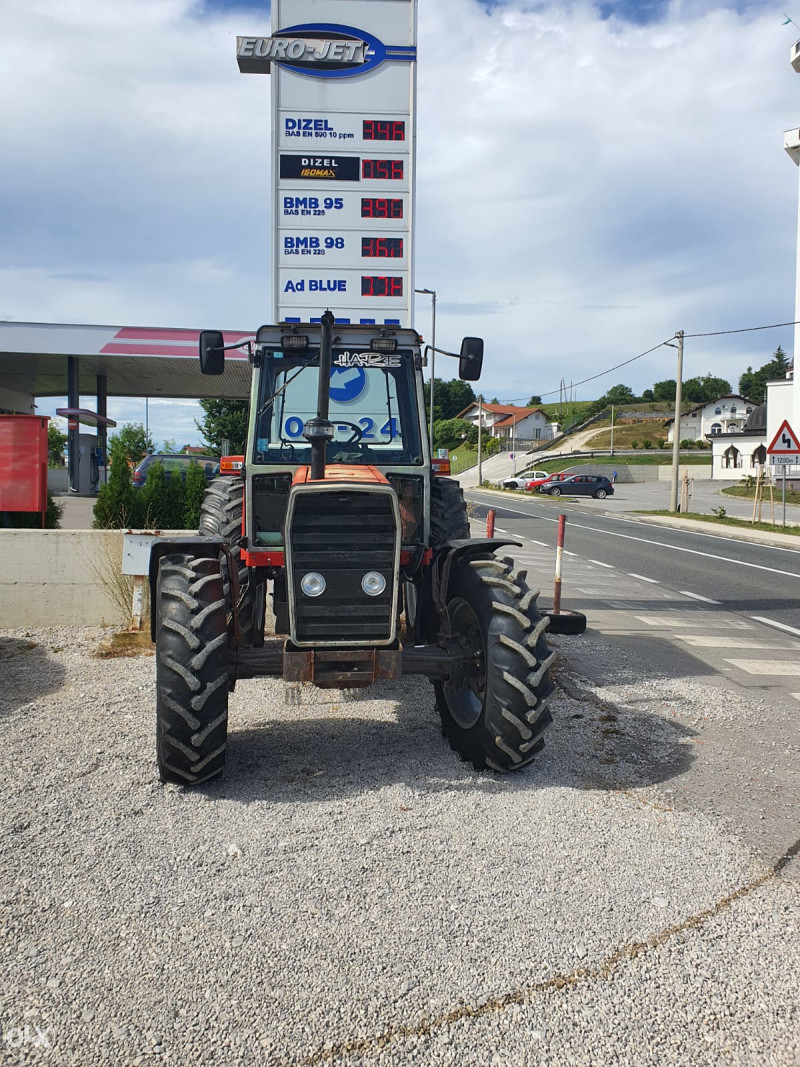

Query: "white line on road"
(589, 560), (614, 568)
(674, 635), (794, 649)
(679, 591), (721, 604)
(725, 659), (800, 676)
(627, 573), (660, 584)
(751, 616), (800, 638)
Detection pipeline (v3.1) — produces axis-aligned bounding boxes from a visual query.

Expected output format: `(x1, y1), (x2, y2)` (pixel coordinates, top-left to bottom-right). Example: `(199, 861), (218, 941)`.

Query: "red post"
(486, 508), (496, 538)
(553, 513), (566, 615)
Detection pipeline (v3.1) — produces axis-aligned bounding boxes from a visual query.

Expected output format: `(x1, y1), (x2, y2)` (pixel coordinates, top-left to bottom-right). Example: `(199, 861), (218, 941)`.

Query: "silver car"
(502, 470), (548, 490)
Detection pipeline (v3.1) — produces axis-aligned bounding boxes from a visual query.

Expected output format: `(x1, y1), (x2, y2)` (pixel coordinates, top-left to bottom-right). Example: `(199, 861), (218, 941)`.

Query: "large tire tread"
(199, 476), (255, 645)
(429, 476), (469, 545)
(436, 554), (555, 772)
(157, 554), (229, 785)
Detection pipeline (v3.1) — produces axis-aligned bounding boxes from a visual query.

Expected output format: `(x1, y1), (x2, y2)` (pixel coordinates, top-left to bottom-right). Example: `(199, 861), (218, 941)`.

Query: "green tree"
(141, 461), (169, 528)
(433, 418), (477, 451)
(653, 379), (676, 402)
(604, 384), (635, 405)
(47, 422), (67, 466)
(165, 473), (186, 530)
(423, 379), (477, 422)
(527, 395), (543, 406)
(162, 437), (178, 454)
(739, 345), (791, 404)
(110, 422), (155, 467)
(196, 399), (248, 454)
(641, 388), (654, 401)
(683, 373), (731, 404)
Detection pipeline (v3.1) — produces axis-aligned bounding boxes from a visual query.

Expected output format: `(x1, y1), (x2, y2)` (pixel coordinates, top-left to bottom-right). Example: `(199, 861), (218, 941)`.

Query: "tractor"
(148, 311), (556, 784)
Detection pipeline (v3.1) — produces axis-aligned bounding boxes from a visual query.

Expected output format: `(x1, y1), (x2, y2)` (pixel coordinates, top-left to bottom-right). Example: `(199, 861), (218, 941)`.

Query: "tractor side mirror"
(199, 330), (225, 375)
(459, 337), (484, 381)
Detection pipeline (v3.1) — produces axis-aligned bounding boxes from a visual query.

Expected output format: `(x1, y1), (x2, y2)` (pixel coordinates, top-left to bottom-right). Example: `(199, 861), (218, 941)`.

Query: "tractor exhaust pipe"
(304, 309), (335, 481)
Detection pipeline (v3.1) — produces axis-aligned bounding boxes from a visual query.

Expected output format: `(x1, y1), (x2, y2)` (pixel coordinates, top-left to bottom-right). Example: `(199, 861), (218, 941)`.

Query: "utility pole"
(610, 405), (615, 457)
(477, 395), (483, 485)
(668, 330), (685, 513)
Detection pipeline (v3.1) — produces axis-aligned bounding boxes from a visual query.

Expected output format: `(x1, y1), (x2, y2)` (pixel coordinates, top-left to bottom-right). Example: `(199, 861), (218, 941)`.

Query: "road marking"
(528, 539), (549, 547)
(725, 660), (800, 676)
(792, 693), (800, 702)
(674, 635), (794, 649)
(679, 590), (720, 604)
(564, 550), (577, 557)
(477, 497), (800, 578)
(751, 616), (800, 638)
(635, 614), (753, 630)
(589, 560), (614, 568)
(627, 573), (660, 584)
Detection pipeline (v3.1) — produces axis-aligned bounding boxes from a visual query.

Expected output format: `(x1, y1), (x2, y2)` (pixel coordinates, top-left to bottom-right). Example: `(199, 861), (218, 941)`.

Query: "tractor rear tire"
(156, 553), (230, 785)
(430, 476), (469, 544)
(435, 554), (555, 772)
(199, 476), (255, 645)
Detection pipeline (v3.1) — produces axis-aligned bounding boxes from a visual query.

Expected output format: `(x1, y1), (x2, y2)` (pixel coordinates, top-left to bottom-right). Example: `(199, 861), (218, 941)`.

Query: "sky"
(3, 0), (800, 445)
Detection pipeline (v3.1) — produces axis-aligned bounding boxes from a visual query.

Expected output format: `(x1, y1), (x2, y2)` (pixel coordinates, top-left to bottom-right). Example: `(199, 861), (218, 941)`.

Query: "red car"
(524, 471), (572, 492)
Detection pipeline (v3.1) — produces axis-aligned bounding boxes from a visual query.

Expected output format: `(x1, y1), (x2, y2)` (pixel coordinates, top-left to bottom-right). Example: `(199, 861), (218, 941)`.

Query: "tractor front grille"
(285, 485), (400, 647)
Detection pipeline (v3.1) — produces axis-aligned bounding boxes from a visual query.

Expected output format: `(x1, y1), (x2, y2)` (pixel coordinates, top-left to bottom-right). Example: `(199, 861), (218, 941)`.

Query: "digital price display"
(361, 198), (403, 219)
(361, 275), (403, 297)
(361, 237), (403, 258)
(362, 120), (405, 141)
(361, 159), (404, 180)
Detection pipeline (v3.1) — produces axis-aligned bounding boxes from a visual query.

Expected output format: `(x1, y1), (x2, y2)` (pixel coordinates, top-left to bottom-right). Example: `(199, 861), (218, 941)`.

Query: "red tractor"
(149, 312), (556, 784)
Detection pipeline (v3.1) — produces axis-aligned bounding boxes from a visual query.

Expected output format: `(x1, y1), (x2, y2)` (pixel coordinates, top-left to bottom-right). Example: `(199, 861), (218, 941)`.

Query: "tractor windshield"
(253, 348), (424, 467)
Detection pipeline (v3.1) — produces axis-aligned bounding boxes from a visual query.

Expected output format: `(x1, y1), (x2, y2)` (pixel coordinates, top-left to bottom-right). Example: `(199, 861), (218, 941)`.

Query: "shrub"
(657, 438), (666, 449)
(183, 462), (207, 529)
(642, 438), (652, 449)
(94, 437), (141, 529)
(631, 440), (639, 449)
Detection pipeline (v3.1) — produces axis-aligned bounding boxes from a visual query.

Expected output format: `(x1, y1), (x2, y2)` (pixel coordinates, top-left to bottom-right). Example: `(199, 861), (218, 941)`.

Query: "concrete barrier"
(0, 529), (189, 627)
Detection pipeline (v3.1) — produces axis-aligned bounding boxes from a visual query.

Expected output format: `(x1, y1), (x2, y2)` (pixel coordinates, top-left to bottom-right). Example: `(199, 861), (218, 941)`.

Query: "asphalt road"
(468, 489), (800, 636)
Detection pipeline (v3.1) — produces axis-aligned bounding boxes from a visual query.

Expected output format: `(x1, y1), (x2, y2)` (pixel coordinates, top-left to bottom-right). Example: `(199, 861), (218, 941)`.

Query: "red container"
(0, 414), (49, 522)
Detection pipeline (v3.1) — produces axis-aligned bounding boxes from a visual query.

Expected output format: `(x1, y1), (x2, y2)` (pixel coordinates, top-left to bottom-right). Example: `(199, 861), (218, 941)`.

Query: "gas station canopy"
(0, 321), (254, 401)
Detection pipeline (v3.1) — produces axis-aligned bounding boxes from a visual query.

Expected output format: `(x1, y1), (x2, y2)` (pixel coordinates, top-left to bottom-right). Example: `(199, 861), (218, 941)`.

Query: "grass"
(642, 510), (800, 535)
(95, 630), (155, 657)
(721, 484), (800, 505)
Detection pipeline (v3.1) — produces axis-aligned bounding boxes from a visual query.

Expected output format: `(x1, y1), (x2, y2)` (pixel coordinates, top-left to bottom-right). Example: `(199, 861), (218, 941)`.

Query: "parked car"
(132, 453), (219, 488)
(502, 470), (547, 490)
(544, 474), (614, 499)
(525, 471), (572, 491)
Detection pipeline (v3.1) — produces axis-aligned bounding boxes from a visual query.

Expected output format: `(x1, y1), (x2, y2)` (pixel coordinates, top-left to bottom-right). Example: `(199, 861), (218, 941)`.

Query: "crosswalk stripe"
(674, 635), (794, 649)
(725, 660), (800, 676)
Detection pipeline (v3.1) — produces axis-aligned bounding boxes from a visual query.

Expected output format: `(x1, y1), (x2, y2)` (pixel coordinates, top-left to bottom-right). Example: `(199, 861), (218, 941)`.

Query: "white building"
(710, 373), (794, 478)
(665, 395), (754, 444)
(456, 403), (557, 447)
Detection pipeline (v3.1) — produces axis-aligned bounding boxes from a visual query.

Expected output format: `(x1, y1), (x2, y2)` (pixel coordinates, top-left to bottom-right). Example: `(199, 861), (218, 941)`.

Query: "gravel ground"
(1, 625), (799, 1065)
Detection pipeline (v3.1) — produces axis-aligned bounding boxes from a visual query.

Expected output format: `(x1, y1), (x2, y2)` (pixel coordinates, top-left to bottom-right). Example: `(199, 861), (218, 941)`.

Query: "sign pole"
(783, 464), (787, 528)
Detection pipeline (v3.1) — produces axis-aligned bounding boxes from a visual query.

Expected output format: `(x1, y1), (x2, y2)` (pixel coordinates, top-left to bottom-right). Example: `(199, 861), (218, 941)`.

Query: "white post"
(669, 331), (685, 513)
(477, 396), (483, 485)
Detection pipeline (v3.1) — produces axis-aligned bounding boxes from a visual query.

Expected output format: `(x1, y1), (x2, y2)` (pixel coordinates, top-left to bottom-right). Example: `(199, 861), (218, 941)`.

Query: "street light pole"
(667, 330), (685, 513)
(477, 395), (483, 485)
(415, 288), (436, 449)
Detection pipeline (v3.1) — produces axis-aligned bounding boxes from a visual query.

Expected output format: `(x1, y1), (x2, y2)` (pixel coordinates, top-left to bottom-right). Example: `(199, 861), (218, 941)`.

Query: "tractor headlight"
(361, 571), (386, 597)
(300, 572), (326, 597)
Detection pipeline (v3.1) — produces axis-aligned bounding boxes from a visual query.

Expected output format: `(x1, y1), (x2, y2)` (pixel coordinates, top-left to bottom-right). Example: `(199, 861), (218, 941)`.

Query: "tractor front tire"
(156, 553), (230, 785)
(199, 476), (255, 645)
(435, 555), (556, 772)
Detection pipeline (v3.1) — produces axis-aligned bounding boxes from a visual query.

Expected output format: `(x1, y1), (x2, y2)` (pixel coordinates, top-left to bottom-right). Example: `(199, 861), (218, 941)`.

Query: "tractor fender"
(148, 535), (228, 640)
(432, 537), (521, 612)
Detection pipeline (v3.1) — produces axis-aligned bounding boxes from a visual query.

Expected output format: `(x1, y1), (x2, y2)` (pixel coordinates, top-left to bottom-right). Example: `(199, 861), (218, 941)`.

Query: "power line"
(507, 316), (799, 404)
(508, 338), (674, 403)
(684, 319), (800, 338)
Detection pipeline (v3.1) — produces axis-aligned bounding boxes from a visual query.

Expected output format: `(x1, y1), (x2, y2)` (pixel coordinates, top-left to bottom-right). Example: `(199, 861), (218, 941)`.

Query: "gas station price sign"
(239, 0), (417, 325)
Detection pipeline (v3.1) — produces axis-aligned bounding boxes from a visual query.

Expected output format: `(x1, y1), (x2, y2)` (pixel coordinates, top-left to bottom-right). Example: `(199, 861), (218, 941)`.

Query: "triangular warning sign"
(766, 419), (800, 454)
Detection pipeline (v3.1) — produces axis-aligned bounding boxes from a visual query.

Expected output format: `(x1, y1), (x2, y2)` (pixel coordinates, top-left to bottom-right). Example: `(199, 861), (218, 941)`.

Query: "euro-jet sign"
(236, 0), (417, 327)
(767, 419), (800, 465)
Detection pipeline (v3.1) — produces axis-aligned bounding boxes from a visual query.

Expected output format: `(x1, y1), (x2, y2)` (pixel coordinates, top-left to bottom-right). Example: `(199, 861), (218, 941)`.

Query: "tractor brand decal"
(237, 23), (417, 79)
(279, 155), (360, 182)
(333, 352), (401, 368)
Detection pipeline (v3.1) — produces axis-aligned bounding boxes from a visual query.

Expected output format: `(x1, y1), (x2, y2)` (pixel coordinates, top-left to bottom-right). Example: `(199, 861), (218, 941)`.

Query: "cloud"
(3, 0), (800, 435)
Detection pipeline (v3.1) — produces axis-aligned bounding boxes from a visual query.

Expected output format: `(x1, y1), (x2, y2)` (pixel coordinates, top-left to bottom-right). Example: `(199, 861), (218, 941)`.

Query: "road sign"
(766, 419), (800, 454)
(770, 454), (796, 465)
